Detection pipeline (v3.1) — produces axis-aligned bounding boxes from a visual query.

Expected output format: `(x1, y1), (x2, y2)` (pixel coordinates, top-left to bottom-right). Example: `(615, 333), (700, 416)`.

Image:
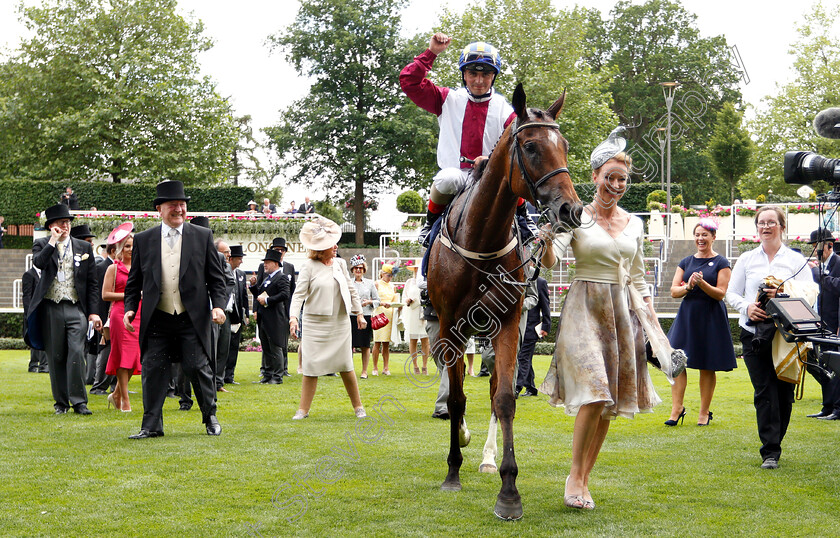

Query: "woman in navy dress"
(667, 219), (736, 426)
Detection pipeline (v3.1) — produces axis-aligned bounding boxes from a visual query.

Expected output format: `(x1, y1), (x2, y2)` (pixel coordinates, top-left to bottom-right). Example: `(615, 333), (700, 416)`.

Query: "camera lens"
(784, 151), (840, 185)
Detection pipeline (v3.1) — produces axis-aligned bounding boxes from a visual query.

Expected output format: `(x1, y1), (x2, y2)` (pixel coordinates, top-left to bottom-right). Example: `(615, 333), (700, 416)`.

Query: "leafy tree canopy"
(0, 0), (238, 184)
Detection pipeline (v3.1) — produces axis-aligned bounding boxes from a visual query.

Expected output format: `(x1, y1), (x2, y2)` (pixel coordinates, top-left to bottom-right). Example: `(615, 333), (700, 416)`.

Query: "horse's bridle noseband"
(509, 119), (570, 209)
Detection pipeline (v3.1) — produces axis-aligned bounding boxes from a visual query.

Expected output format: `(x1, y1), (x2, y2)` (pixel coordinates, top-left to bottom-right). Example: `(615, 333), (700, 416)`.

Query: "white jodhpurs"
(433, 167), (472, 196)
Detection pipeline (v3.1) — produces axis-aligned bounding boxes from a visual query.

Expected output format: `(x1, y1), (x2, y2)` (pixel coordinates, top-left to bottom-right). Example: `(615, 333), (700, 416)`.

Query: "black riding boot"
(418, 209), (442, 247)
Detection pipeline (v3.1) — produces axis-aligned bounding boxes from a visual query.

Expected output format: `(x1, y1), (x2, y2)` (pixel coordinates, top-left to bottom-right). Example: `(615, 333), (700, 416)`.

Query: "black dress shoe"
(89, 389), (107, 395)
(283, 372), (292, 377)
(521, 389), (539, 397)
(807, 410), (829, 418)
(760, 457), (778, 469)
(226, 380), (240, 385)
(129, 430), (164, 439)
(54, 407), (69, 415)
(179, 403), (192, 411)
(477, 371), (490, 377)
(206, 416), (222, 436)
(267, 378), (283, 384)
(817, 412), (840, 420)
(254, 378), (271, 384)
(28, 367), (39, 373)
(73, 404), (93, 415)
(431, 411), (450, 420)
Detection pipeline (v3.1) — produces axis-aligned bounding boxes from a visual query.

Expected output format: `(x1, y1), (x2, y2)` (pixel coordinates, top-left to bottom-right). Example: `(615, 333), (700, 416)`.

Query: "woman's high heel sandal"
(698, 411), (713, 426)
(664, 407), (686, 426)
(107, 393), (116, 410)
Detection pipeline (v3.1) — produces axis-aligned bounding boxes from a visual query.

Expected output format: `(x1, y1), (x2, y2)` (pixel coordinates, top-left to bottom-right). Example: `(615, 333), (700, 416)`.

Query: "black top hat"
(263, 249), (283, 264)
(808, 228), (835, 244)
(70, 224), (95, 239)
(43, 204), (75, 227)
(229, 245), (245, 258)
(271, 237), (288, 251)
(153, 180), (191, 207)
(190, 216), (210, 229)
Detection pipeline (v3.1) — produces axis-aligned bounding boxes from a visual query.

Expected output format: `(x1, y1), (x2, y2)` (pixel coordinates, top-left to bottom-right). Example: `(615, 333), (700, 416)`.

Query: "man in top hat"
(224, 244), (249, 384)
(250, 237), (296, 380)
(123, 180), (228, 438)
(806, 228), (840, 420)
(68, 224), (100, 383)
(27, 204), (102, 414)
(251, 249), (291, 384)
(70, 224), (96, 243)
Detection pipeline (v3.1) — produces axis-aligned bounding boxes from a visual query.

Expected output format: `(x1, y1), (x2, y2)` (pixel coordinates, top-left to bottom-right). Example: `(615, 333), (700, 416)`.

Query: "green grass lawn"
(1, 350), (839, 537)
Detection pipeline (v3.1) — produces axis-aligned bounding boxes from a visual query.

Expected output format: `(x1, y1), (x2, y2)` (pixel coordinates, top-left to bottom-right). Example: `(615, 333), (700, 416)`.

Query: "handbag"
(371, 313), (389, 330)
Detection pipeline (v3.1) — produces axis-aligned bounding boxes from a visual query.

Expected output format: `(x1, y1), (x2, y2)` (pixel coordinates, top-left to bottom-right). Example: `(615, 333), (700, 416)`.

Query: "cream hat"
(299, 216), (341, 251)
(590, 126), (627, 170)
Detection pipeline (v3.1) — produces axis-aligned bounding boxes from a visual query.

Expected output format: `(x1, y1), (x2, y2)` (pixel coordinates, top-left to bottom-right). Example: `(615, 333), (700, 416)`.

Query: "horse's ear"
(512, 83), (527, 122)
(547, 89), (567, 120)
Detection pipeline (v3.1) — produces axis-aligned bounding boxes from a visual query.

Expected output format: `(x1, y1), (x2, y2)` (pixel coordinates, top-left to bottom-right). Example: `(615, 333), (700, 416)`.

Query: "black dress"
(668, 255), (737, 371)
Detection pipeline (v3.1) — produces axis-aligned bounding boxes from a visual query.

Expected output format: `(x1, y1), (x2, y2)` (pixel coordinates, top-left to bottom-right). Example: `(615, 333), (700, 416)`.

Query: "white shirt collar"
(161, 223), (184, 239)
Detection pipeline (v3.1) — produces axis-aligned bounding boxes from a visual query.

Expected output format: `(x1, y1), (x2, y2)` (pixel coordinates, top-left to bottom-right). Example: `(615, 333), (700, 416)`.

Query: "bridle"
(508, 118), (570, 211)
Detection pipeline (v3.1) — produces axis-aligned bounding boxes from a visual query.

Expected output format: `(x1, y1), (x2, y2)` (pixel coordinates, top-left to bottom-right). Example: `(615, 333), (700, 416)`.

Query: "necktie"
(57, 242), (66, 256)
(167, 228), (178, 248)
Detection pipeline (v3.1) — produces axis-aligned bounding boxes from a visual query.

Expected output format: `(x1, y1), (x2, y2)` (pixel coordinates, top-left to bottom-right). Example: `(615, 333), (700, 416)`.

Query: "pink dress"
(105, 261), (141, 375)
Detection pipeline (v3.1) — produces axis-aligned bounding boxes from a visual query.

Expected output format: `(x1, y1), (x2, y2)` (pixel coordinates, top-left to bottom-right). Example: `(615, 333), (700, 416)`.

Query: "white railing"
(12, 278), (22, 310)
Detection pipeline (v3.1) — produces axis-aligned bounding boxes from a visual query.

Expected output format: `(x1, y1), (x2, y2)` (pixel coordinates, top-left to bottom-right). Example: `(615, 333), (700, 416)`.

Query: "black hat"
(808, 228), (835, 244)
(190, 216), (210, 229)
(43, 204), (75, 227)
(229, 245), (245, 258)
(70, 224), (95, 239)
(153, 180), (190, 207)
(263, 249), (283, 264)
(271, 237), (288, 251)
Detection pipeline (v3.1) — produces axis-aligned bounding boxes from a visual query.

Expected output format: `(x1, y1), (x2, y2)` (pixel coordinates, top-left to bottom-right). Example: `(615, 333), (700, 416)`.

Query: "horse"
(426, 83), (583, 520)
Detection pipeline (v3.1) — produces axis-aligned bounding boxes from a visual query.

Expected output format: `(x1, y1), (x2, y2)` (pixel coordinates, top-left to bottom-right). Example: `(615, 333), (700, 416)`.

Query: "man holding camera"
(807, 228), (840, 420)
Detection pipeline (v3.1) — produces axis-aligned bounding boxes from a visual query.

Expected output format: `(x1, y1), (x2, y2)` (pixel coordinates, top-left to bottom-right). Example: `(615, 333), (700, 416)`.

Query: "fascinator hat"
(299, 216), (341, 251)
(590, 126), (627, 170)
(350, 254), (366, 268)
(107, 222), (134, 245)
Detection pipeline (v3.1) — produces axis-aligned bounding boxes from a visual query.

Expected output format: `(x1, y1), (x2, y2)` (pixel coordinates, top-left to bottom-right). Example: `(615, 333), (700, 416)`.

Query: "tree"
(583, 0), (743, 203)
(744, 1), (840, 199)
(706, 102), (753, 203)
(0, 0), (238, 184)
(231, 115), (267, 186)
(265, 0), (435, 244)
(435, 0), (618, 175)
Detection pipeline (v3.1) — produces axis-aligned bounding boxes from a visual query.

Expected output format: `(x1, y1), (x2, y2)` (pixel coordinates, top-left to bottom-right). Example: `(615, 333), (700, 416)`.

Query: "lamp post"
(660, 81), (680, 239)
(656, 127), (666, 191)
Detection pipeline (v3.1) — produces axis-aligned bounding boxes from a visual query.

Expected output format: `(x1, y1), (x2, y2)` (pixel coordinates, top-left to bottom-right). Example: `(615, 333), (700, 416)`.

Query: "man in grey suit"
(26, 204), (102, 414)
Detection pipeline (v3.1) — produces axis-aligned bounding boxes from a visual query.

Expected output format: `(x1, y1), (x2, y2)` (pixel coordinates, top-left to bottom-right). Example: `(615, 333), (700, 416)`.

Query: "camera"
(784, 151), (840, 185)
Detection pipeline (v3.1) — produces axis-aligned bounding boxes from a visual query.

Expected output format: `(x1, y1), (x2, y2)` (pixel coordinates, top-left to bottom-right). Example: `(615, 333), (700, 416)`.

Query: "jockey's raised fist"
(429, 33), (451, 55)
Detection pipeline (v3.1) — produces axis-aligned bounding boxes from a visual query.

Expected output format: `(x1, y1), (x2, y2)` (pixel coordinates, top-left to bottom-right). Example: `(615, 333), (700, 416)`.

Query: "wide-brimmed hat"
(271, 237), (288, 251)
(190, 216), (210, 229)
(229, 245), (245, 258)
(70, 224), (95, 239)
(808, 228), (835, 244)
(247, 200), (257, 207)
(263, 249), (283, 264)
(590, 126), (627, 170)
(107, 222), (134, 245)
(153, 180), (190, 207)
(43, 204), (75, 227)
(299, 217), (341, 251)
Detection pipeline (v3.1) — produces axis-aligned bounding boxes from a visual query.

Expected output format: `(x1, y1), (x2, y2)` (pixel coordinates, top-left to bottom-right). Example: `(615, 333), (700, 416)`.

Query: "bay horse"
(427, 83), (582, 520)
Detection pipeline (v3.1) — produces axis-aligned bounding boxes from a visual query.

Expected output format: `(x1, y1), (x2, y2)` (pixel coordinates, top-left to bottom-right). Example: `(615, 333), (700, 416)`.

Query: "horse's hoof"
(459, 428), (471, 447)
(441, 480), (462, 492)
(493, 497), (523, 520)
(479, 463), (497, 473)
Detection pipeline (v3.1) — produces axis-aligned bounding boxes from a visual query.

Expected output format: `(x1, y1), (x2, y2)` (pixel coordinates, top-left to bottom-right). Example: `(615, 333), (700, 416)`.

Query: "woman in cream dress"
(539, 127), (660, 510)
(371, 265), (398, 375)
(402, 265), (430, 375)
(289, 217), (367, 419)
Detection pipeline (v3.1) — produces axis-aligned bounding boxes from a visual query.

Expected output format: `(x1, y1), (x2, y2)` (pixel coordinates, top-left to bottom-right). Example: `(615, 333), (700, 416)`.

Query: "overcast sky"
(1, 0), (837, 223)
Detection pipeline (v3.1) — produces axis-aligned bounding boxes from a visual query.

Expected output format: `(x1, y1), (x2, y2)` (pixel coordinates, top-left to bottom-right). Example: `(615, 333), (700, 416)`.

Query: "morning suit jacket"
(95, 257), (114, 322)
(21, 267), (40, 344)
(229, 268), (250, 325)
(124, 222), (227, 358)
(254, 260), (296, 318)
(26, 237), (99, 350)
(812, 253), (840, 333)
(250, 269), (290, 345)
(525, 277), (552, 336)
(298, 202), (314, 214)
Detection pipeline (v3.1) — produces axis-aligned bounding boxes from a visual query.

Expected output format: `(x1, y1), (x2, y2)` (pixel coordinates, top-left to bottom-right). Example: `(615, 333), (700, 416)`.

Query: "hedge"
(573, 182), (683, 214)
(0, 179), (255, 225)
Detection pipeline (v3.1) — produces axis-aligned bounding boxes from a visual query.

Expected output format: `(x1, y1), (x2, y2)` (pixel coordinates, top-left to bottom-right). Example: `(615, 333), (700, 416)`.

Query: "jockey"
(400, 33), (540, 247)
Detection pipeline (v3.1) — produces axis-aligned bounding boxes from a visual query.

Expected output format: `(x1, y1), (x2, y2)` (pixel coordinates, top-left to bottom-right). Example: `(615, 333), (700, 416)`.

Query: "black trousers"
(90, 339), (116, 393)
(215, 317), (231, 389)
(260, 327), (283, 382)
(140, 310), (217, 432)
(806, 347), (840, 415)
(516, 333), (538, 391)
(28, 349), (48, 372)
(741, 329), (794, 461)
(224, 327), (243, 383)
